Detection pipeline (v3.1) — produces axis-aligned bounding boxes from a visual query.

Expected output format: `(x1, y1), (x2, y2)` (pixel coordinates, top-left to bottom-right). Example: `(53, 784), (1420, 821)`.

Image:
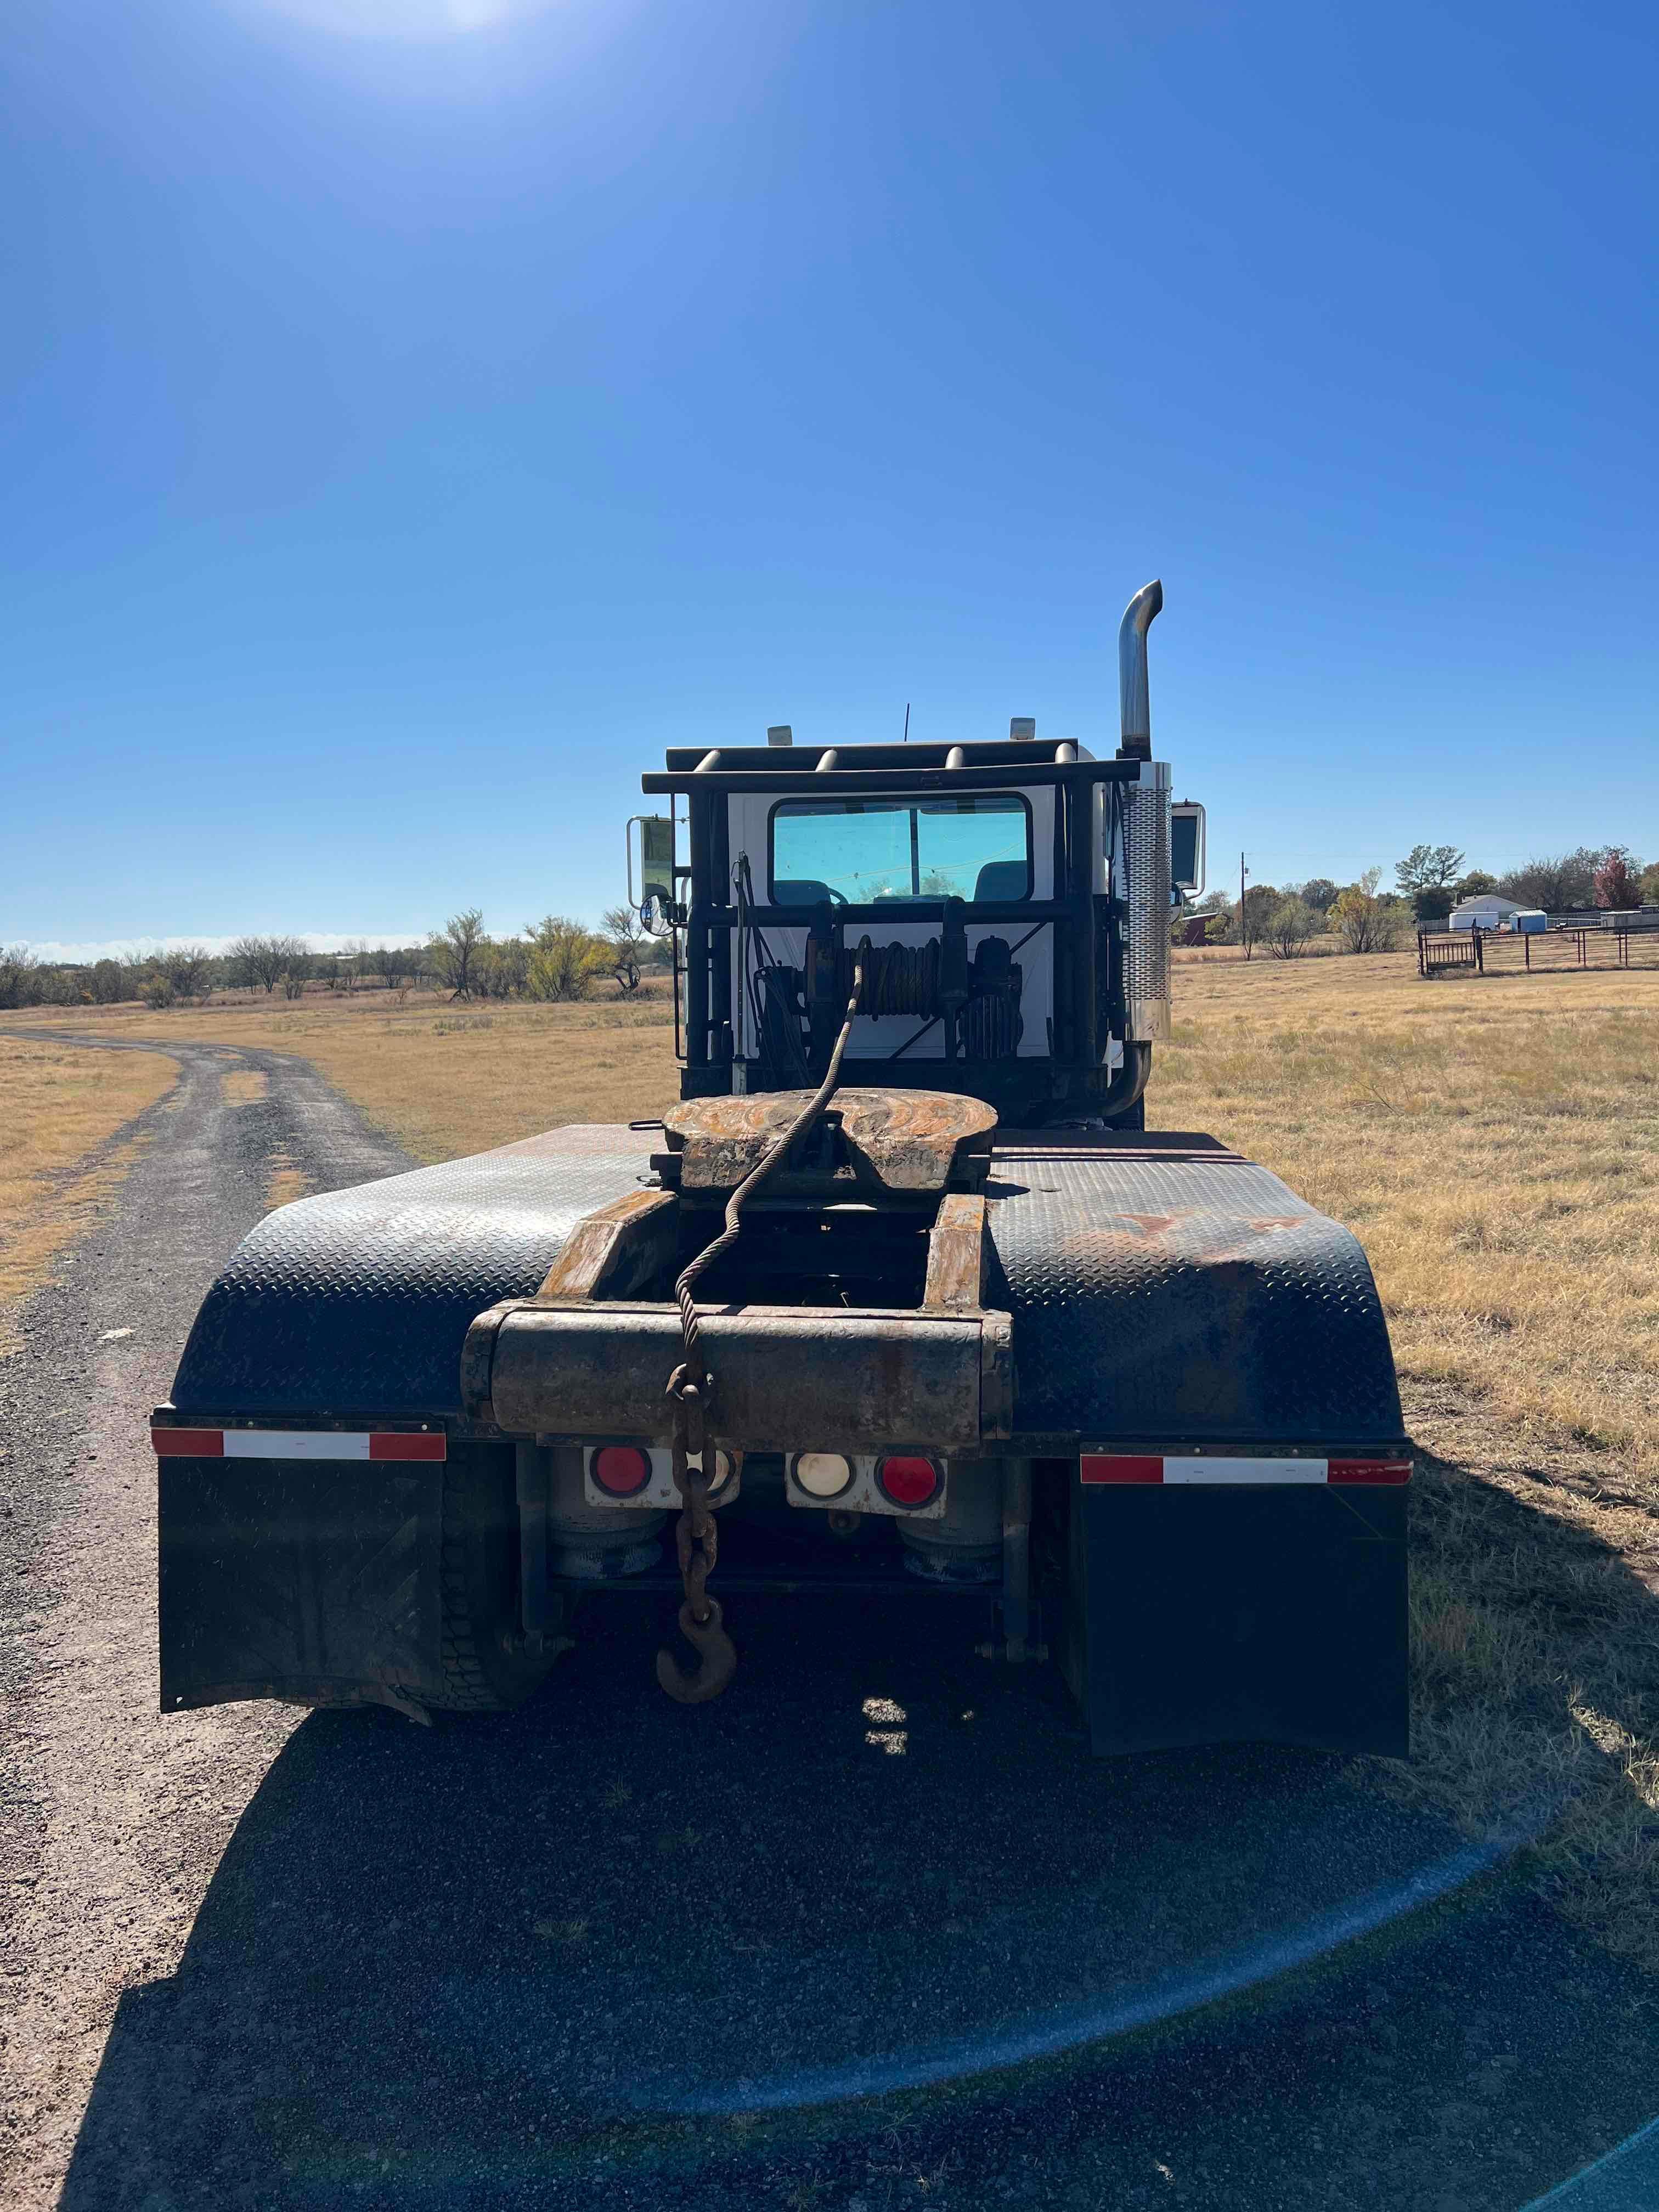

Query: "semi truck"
(151, 583), (1409, 1753)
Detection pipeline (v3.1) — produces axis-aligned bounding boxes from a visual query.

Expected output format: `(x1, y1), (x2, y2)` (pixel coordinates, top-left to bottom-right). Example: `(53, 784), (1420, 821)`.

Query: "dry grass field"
(0, 1038), (178, 1352)
(9, 952), (1659, 1960)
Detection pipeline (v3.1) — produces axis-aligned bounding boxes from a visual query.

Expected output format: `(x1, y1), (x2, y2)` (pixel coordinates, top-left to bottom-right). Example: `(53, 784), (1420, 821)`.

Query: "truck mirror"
(1172, 803), (1206, 895)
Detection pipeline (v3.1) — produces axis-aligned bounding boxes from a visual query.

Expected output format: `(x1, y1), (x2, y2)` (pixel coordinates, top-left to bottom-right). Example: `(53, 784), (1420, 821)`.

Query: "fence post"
(1417, 931), (1426, 978)
(1475, 929), (1484, 974)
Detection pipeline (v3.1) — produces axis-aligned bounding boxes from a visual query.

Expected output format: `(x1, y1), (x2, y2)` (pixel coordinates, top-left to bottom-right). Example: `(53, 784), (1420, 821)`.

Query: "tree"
(1264, 896), (1319, 959)
(479, 935), (529, 999)
(161, 945), (215, 1002)
(428, 909), (487, 1000)
(1395, 845), (1465, 900)
(379, 943), (411, 992)
(1593, 845), (1644, 910)
(526, 915), (605, 1002)
(89, 957), (129, 1005)
(603, 902), (648, 996)
(227, 934), (307, 994)
(1239, 882), (1279, 956)
(1412, 884), (1454, 925)
(1640, 863), (1659, 907)
(279, 946), (312, 999)
(0, 945), (39, 1010)
(1497, 849), (1599, 913)
(1452, 870), (1497, 904)
(1297, 878), (1340, 915)
(1329, 869), (1403, 953)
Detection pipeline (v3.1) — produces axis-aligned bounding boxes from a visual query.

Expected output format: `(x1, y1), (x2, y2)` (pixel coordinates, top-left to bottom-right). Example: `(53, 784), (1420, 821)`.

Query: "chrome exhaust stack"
(1115, 580), (1171, 1043)
(1116, 578), (1163, 761)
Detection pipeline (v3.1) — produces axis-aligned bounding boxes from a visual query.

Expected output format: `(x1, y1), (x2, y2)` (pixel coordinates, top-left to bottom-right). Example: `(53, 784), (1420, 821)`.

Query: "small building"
(1449, 895), (1527, 932)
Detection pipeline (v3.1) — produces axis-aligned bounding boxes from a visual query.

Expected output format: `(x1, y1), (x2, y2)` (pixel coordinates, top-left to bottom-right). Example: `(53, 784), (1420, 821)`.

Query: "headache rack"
(641, 737), (1169, 1125)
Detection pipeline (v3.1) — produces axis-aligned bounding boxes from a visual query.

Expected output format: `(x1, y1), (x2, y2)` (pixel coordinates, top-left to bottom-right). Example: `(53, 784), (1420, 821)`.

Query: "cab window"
(768, 794), (1031, 906)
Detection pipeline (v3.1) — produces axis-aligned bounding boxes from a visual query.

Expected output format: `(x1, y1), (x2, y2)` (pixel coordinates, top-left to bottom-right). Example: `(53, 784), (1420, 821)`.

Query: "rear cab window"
(768, 794), (1031, 905)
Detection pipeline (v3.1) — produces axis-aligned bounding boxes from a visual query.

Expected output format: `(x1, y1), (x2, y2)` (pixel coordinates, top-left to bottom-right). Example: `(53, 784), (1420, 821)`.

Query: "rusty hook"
(656, 1595), (737, 1705)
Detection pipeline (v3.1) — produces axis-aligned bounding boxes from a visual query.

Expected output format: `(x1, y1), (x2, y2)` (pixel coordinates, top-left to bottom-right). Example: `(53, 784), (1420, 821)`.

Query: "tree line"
(0, 906), (669, 1012)
(1182, 842), (1654, 960)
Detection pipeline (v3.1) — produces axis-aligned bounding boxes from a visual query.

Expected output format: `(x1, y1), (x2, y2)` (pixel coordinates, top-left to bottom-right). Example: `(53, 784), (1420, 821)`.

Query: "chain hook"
(656, 1594), (738, 1704)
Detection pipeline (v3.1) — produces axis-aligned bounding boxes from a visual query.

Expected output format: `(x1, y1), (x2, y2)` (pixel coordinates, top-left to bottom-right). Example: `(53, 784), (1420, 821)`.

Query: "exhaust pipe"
(1116, 579), (1163, 761)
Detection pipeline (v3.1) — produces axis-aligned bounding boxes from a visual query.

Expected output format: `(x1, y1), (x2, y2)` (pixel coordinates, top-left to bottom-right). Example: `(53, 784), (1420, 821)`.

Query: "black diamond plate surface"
(985, 1142), (1403, 1446)
(171, 1131), (657, 1417)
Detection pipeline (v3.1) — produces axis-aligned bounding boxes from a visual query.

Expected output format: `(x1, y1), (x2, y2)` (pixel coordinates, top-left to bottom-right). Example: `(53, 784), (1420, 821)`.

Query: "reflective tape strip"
(1080, 1454), (1410, 1486)
(150, 1427), (444, 1462)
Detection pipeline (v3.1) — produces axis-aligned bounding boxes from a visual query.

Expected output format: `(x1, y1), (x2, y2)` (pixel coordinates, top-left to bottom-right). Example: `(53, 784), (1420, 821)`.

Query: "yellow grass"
(12, 956), (1659, 1957)
(2, 989), (681, 1167)
(0, 1039), (178, 1348)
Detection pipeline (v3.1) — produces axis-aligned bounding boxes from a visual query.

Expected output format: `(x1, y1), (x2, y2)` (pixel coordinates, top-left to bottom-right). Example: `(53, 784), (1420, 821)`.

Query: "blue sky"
(4, 0), (1654, 957)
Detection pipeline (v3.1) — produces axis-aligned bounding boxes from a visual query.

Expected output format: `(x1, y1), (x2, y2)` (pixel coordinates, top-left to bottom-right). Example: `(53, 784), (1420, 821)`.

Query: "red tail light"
(876, 1455), (940, 1509)
(592, 1446), (651, 1498)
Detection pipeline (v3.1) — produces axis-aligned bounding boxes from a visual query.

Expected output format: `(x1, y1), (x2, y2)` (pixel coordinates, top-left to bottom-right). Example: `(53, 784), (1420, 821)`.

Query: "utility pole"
(1240, 851), (1250, 961)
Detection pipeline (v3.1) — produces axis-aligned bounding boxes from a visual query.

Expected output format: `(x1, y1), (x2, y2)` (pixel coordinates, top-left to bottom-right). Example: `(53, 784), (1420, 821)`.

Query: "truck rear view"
(153, 584), (1409, 1753)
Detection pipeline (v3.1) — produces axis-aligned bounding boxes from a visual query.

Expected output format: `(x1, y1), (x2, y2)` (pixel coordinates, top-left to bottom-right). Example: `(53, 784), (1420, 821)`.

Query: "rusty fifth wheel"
(151, 582), (1409, 1757)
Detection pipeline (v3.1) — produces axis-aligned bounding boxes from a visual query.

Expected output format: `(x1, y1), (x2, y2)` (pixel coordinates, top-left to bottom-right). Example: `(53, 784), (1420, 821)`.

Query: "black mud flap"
(158, 1455), (445, 1714)
(1069, 1480), (1409, 1757)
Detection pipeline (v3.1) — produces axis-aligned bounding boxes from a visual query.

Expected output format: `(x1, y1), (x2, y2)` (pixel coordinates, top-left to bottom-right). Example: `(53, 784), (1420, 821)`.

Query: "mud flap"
(158, 1454), (445, 1713)
(1069, 1480), (1408, 1757)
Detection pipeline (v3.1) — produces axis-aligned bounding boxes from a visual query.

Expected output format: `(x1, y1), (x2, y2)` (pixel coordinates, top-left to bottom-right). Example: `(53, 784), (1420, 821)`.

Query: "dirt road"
(2, 1040), (1655, 2211)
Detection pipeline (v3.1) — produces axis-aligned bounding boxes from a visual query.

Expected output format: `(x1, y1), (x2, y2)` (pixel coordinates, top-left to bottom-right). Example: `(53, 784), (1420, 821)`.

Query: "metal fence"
(1419, 926), (1659, 978)
(1418, 931), (1482, 976)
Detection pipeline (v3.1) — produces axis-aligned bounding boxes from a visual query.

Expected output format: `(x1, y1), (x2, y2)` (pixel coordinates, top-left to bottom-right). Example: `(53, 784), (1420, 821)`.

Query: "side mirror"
(641, 894), (675, 939)
(1172, 802), (1206, 896)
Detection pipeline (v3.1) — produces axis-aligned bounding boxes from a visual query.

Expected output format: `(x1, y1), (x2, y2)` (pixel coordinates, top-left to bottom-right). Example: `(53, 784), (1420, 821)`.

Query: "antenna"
(902, 702), (911, 743)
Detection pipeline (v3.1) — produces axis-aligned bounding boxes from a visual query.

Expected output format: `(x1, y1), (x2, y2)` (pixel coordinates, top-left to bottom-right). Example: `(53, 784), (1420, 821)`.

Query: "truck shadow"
(61, 1449), (1659, 2210)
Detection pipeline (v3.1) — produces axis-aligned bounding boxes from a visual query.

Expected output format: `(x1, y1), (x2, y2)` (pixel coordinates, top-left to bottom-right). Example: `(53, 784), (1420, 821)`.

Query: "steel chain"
(654, 938), (870, 1703)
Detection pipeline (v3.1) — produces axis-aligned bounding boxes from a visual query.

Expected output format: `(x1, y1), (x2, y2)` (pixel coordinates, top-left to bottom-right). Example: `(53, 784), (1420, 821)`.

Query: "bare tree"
(161, 945), (215, 1002)
(227, 934), (303, 994)
(1497, 849), (1600, 912)
(428, 910), (487, 1000)
(279, 945), (313, 999)
(603, 901), (647, 996)
(379, 943), (411, 992)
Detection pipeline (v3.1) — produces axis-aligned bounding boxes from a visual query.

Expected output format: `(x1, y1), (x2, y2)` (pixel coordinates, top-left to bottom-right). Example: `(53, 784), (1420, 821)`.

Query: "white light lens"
(793, 1452), (853, 1499)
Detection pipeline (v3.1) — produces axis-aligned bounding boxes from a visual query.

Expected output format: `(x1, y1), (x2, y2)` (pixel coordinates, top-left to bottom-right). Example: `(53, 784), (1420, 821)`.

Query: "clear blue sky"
(5, 0), (1655, 957)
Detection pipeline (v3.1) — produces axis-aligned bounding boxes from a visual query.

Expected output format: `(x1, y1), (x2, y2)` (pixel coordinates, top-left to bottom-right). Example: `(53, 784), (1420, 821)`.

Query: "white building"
(1448, 895), (1545, 933)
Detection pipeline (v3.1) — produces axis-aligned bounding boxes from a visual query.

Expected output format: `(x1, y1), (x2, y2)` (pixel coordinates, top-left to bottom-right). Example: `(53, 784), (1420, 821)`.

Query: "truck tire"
(431, 1442), (568, 1713)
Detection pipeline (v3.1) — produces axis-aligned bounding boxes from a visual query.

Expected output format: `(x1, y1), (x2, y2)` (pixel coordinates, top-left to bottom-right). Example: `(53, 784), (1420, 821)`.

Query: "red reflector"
(369, 1432), (446, 1462)
(151, 1427), (224, 1457)
(1079, 1454), (1163, 1485)
(877, 1455), (940, 1508)
(592, 1446), (651, 1497)
(1328, 1459), (1412, 1485)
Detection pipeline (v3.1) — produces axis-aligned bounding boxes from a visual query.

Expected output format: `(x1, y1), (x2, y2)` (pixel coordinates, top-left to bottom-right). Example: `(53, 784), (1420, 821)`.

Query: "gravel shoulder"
(2, 1039), (1655, 2212)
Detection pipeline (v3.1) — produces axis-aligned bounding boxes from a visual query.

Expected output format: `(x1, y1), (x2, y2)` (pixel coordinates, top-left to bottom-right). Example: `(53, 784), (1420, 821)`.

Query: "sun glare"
(252, 0), (565, 38)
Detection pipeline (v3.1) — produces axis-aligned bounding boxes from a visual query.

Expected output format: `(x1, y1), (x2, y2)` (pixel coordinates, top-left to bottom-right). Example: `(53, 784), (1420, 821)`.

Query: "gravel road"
(2, 1037), (1656, 2212)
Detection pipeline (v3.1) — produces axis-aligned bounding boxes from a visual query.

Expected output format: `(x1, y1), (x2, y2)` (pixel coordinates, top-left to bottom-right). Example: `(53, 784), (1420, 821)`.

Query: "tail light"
(792, 1451), (853, 1500)
(591, 1446), (651, 1498)
(877, 1455), (941, 1509)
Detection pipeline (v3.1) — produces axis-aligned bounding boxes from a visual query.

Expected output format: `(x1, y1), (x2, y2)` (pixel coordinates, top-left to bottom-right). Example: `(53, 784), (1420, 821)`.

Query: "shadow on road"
(62, 1447), (1659, 2212)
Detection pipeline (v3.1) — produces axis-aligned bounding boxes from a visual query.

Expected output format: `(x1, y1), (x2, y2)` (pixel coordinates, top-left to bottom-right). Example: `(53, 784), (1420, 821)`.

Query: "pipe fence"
(1418, 925), (1659, 979)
